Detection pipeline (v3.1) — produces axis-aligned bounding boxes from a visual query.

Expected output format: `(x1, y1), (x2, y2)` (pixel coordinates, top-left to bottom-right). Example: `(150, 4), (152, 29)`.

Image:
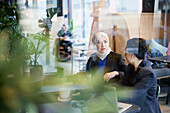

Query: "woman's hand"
(59, 36), (67, 40)
(103, 71), (119, 82)
(125, 53), (135, 65)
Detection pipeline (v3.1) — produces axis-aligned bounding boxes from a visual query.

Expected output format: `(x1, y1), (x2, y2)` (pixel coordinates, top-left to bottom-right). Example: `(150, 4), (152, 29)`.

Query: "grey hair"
(62, 24), (66, 29)
(92, 32), (109, 45)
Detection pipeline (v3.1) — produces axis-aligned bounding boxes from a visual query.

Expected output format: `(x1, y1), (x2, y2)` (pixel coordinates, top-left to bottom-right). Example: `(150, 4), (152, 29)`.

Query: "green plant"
(0, 2), (18, 32)
(38, 7), (61, 33)
(25, 32), (48, 66)
(68, 19), (73, 33)
(0, 1), (24, 61)
(0, 1), (38, 113)
(0, 1), (58, 113)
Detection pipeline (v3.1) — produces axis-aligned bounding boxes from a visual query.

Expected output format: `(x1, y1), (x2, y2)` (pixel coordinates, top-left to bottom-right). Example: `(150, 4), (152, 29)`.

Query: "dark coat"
(86, 51), (126, 83)
(120, 59), (161, 113)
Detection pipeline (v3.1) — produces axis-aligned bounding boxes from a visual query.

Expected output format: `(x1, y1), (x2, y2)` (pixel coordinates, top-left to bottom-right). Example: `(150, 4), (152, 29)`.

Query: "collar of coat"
(91, 51), (114, 63)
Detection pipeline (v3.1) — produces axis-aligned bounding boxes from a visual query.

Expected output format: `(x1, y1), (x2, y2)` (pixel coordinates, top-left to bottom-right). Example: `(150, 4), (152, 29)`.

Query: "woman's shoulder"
(88, 53), (98, 61)
(139, 66), (156, 80)
(110, 51), (122, 56)
(139, 60), (154, 75)
(108, 51), (123, 58)
(89, 53), (97, 58)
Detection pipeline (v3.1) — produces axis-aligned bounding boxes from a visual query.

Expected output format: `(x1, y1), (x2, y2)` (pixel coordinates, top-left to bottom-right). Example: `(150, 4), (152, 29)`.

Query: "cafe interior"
(0, 0), (170, 113)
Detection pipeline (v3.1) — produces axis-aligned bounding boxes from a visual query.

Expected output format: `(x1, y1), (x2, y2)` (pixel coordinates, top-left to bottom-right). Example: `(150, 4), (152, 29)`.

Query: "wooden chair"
(157, 75), (170, 104)
(53, 38), (71, 61)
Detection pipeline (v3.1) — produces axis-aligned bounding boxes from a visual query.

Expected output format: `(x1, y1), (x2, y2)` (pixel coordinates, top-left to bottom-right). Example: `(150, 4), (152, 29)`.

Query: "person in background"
(86, 32), (126, 84)
(57, 24), (72, 55)
(119, 38), (161, 113)
(25, 0), (29, 8)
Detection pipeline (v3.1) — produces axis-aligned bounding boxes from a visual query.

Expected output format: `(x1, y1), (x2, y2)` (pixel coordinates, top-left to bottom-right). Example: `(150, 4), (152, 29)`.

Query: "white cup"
(59, 90), (71, 99)
(58, 82), (73, 101)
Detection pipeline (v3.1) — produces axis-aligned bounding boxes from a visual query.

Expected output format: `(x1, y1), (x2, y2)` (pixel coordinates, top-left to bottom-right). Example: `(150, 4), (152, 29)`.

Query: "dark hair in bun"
(126, 38), (148, 59)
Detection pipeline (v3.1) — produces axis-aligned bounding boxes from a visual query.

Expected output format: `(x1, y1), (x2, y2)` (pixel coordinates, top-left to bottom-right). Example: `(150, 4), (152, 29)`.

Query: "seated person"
(86, 32), (126, 84)
(119, 38), (161, 113)
(57, 24), (72, 55)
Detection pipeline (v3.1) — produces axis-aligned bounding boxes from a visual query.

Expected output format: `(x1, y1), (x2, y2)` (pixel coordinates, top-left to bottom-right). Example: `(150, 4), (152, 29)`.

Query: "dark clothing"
(57, 29), (72, 54)
(57, 29), (72, 38)
(120, 59), (161, 113)
(86, 51), (126, 83)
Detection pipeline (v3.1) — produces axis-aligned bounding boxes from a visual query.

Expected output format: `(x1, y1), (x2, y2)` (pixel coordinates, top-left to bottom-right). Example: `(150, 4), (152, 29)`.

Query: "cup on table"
(59, 90), (71, 99)
(58, 82), (73, 101)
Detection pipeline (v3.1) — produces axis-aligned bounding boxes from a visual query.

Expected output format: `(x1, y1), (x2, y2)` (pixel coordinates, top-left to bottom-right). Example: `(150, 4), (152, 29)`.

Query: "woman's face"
(96, 36), (109, 53)
(62, 25), (67, 31)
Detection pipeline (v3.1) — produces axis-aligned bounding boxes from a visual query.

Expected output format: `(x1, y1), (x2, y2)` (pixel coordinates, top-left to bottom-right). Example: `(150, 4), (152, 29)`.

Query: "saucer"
(58, 96), (71, 102)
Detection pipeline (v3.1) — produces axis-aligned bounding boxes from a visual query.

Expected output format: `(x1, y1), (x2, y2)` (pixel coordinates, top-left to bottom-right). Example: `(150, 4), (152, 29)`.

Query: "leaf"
(46, 7), (61, 19)
(39, 44), (46, 52)
(26, 40), (36, 55)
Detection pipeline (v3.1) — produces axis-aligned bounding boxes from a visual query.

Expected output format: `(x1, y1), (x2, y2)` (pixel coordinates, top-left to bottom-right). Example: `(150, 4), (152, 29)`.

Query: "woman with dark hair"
(120, 38), (161, 113)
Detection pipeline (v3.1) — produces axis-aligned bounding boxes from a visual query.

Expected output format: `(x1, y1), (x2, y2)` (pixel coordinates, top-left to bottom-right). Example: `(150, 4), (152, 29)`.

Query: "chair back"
(156, 84), (161, 99)
(53, 38), (71, 62)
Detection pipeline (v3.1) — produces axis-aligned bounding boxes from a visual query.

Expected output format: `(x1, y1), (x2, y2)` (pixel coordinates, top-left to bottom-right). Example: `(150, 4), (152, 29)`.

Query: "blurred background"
(0, 0), (170, 113)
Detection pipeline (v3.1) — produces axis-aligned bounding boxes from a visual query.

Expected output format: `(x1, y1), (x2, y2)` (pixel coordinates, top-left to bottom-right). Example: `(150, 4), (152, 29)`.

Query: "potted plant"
(24, 32), (48, 78)
(18, 31), (48, 96)
(22, 7), (61, 91)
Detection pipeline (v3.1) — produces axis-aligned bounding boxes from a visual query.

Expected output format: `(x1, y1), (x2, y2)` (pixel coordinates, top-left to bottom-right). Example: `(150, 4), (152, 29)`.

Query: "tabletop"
(37, 101), (140, 113)
(40, 84), (89, 93)
(148, 55), (170, 64)
(36, 84), (140, 113)
(123, 104), (140, 113)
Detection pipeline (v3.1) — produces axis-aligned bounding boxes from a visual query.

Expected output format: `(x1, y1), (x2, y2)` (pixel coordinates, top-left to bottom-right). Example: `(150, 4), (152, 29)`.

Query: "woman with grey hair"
(86, 32), (126, 83)
(57, 24), (72, 55)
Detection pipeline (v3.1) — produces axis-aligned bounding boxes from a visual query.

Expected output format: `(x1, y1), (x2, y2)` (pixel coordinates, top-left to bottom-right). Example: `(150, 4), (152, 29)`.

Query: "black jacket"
(86, 51), (126, 83)
(120, 59), (161, 113)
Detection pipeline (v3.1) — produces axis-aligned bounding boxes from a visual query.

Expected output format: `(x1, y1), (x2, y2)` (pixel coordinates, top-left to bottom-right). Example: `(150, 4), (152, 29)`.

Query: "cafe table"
(37, 101), (140, 113)
(148, 55), (170, 67)
(148, 55), (170, 104)
(34, 84), (140, 113)
(148, 55), (170, 63)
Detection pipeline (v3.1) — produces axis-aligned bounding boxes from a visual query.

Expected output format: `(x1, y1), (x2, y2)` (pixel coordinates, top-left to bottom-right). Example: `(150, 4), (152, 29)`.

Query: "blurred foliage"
(0, 1), (18, 32)
(0, 1), (55, 113)
(0, 1), (25, 61)
(68, 72), (90, 85)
